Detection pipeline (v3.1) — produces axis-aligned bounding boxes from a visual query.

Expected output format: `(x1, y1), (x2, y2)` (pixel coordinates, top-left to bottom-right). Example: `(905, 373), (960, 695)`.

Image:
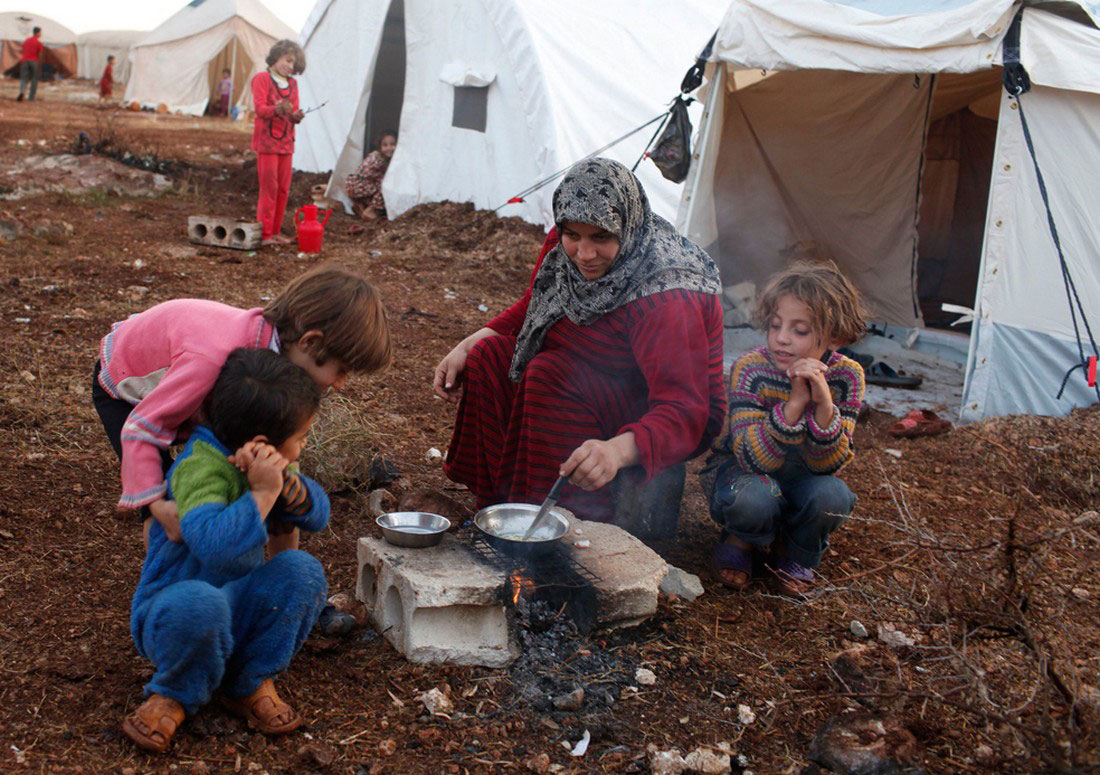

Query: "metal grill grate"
(465, 532), (602, 587)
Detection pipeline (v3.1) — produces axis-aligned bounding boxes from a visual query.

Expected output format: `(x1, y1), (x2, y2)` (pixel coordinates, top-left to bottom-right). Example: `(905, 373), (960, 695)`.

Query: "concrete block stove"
(355, 512), (669, 667)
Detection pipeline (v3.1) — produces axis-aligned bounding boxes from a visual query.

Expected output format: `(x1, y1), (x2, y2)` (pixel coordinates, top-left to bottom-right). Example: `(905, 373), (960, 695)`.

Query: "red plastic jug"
(294, 204), (331, 253)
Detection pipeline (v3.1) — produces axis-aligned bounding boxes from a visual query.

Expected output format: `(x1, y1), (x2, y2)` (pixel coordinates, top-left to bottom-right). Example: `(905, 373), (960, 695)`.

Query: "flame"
(509, 569), (535, 605)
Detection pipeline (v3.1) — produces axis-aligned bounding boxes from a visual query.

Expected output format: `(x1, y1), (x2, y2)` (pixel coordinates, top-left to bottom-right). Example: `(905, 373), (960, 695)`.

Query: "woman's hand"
(561, 432), (639, 492)
(433, 327), (498, 403)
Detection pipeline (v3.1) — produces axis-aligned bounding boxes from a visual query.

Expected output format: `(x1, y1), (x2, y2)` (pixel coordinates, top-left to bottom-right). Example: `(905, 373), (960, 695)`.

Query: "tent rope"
(1002, 8), (1100, 403)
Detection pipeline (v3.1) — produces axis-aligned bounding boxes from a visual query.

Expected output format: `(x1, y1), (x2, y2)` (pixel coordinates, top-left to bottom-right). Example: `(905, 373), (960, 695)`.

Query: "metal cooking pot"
(473, 502), (569, 559)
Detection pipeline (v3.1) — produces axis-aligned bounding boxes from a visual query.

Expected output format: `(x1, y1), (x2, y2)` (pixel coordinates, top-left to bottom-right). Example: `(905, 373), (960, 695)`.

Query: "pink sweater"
(97, 299), (278, 508)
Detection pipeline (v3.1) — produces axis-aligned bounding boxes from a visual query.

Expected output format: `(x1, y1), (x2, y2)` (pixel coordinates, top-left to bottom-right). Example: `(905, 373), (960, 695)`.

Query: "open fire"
(509, 569), (536, 605)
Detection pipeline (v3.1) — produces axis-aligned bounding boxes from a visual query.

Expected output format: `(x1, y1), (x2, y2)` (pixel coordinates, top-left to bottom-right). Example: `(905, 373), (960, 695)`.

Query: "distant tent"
(294, 0), (728, 226)
(124, 0), (295, 115)
(679, 0), (1100, 421)
(0, 11), (77, 79)
(77, 30), (146, 85)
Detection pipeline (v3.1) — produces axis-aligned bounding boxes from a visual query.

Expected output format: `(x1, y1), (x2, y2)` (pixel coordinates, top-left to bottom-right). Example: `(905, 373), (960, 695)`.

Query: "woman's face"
(380, 135), (397, 158)
(273, 53), (296, 77)
(560, 221), (621, 281)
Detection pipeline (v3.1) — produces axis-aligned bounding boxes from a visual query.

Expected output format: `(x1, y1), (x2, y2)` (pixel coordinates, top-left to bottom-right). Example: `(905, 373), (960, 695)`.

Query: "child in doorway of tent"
(701, 259), (867, 596)
(217, 67), (233, 117)
(345, 130), (397, 221)
(251, 40), (306, 246)
(120, 347), (329, 753)
(99, 56), (115, 102)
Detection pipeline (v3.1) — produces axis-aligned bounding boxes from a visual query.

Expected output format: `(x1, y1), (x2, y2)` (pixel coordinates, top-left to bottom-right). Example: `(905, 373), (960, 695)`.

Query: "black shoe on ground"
(16, 93), (24, 102)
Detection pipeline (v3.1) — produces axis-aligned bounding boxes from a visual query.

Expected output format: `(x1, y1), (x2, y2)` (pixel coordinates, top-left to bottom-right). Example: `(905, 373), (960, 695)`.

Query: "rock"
(127, 285), (150, 301)
(419, 687), (454, 715)
(398, 487), (465, 522)
(975, 744), (995, 765)
(425, 447), (443, 463)
(1071, 588), (1090, 600)
(737, 704), (756, 725)
(190, 762), (210, 775)
(660, 565), (704, 602)
(327, 592), (352, 611)
(366, 454), (400, 488)
(635, 667), (657, 686)
(551, 687), (585, 711)
(0, 220), (19, 240)
(877, 623), (917, 648)
(367, 488), (398, 518)
(526, 753), (551, 773)
(808, 715), (919, 775)
(850, 620), (869, 639)
(684, 747), (732, 773)
(650, 749), (688, 775)
(378, 738), (397, 756)
(299, 742), (335, 767)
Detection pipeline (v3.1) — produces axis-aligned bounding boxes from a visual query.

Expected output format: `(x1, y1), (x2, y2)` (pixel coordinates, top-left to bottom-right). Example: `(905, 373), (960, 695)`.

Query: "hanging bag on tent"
(649, 96), (694, 183)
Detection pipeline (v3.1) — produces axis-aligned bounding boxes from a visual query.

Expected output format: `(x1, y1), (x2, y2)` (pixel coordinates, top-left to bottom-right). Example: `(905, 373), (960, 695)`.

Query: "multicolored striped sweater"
(717, 347), (865, 475)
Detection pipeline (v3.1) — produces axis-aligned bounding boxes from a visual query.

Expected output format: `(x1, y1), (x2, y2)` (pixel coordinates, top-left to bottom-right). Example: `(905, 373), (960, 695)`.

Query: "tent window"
(452, 86), (488, 132)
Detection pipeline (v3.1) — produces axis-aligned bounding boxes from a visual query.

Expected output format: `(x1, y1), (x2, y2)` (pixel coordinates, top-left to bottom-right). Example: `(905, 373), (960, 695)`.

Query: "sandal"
(121, 694), (185, 754)
(221, 678), (302, 735)
(889, 409), (951, 438)
(770, 557), (815, 598)
(865, 362), (923, 389)
(712, 541), (753, 590)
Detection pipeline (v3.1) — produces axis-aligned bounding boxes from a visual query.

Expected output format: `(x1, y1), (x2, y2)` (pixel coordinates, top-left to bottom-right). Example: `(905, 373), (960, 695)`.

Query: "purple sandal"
(771, 556), (815, 597)
(712, 542), (753, 590)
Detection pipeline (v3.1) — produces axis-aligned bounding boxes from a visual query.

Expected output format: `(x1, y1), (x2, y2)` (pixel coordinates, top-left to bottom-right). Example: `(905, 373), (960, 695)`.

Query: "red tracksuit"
(250, 72), (299, 240)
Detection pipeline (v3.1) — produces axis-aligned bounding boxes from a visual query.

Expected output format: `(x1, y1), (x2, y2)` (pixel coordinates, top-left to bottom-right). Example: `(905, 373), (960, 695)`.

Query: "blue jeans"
(19, 61), (39, 100)
(708, 459), (855, 568)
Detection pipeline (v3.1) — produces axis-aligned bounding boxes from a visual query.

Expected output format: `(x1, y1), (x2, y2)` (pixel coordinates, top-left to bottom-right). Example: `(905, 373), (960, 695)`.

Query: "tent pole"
(230, 36), (238, 112)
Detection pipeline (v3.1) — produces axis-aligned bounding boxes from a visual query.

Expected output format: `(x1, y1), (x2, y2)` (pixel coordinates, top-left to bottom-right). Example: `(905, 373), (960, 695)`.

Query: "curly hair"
(265, 39), (306, 75)
(753, 259), (869, 347)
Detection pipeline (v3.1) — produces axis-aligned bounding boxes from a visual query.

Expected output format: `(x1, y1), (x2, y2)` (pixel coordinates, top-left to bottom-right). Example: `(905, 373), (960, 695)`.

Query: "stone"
(649, 749), (688, 775)
(737, 704), (756, 725)
(526, 753), (550, 773)
(660, 565), (704, 602)
(877, 623), (917, 648)
(0, 220), (19, 241)
(683, 747), (732, 773)
(850, 620), (869, 639)
(635, 668), (657, 686)
(563, 514), (668, 626)
(808, 715), (919, 775)
(367, 488), (398, 518)
(551, 687), (585, 711)
(356, 536), (518, 667)
(419, 687), (454, 715)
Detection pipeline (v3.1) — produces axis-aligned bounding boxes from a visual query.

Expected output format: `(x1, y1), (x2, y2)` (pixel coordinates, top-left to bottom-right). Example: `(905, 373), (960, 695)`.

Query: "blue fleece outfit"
(130, 425), (329, 715)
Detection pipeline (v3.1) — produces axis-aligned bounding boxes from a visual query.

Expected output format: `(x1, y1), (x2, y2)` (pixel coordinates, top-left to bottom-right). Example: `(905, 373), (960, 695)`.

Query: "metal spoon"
(522, 474), (568, 540)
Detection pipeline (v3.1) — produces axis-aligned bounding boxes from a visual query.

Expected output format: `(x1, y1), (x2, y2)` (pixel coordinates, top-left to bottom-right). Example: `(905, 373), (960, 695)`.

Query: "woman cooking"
(433, 158), (726, 521)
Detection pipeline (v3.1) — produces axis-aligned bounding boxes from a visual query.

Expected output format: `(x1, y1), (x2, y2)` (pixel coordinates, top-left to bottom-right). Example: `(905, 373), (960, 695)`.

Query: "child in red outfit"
(99, 56), (115, 101)
(251, 40), (306, 246)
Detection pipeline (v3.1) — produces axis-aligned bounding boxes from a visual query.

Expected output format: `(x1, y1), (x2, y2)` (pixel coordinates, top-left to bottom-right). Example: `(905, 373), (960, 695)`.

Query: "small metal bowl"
(376, 512), (451, 548)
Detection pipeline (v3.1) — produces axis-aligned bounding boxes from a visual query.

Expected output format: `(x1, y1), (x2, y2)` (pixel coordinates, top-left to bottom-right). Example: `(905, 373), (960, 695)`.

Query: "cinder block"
(356, 536), (518, 668)
(187, 215), (262, 250)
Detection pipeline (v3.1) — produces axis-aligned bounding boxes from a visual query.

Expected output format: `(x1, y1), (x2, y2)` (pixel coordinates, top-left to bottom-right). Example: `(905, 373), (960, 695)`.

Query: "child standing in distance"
(704, 261), (867, 596)
(99, 55), (115, 102)
(91, 265), (392, 548)
(251, 40), (306, 246)
(345, 130), (397, 221)
(121, 348), (328, 753)
(217, 67), (233, 117)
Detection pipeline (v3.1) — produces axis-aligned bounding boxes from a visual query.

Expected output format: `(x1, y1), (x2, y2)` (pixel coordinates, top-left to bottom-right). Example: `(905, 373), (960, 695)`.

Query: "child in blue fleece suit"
(122, 348), (329, 754)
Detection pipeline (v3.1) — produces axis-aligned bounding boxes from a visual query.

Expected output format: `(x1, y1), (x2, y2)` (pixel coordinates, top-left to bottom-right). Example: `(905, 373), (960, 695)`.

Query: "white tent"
(76, 30), (146, 85)
(124, 0), (295, 116)
(0, 11), (77, 78)
(294, 0), (728, 226)
(679, 0), (1100, 421)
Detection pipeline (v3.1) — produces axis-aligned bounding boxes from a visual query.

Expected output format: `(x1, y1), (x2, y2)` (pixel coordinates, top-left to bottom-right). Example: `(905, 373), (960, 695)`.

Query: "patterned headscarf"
(509, 157), (721, 381)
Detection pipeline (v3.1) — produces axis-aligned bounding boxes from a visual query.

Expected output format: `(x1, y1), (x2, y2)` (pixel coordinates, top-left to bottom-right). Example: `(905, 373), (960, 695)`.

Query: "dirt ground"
(0, 80), (1097, 775)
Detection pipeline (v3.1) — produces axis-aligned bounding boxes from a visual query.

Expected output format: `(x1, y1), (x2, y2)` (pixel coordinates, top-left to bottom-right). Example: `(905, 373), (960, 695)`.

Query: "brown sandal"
(121, 694), (185, 753)
(221, 678), (302, 734)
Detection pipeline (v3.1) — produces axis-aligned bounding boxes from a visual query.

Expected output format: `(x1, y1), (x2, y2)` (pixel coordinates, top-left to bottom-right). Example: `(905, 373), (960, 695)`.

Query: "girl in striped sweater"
(705, 261), (867, 595)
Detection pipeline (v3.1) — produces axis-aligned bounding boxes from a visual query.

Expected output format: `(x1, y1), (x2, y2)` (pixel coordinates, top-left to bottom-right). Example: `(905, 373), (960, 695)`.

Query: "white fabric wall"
(76, 31), (144, 83)
(962, 84), (1100, 419)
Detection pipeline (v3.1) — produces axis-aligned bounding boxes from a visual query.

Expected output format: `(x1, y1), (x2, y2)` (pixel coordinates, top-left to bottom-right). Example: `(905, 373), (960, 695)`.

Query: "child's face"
(285, 337), (349, 392)
(766, 294), (829, 368)
(380, 135), (397, 158)
(272, 53), (296, 77)
(276, 413), (315, 465)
